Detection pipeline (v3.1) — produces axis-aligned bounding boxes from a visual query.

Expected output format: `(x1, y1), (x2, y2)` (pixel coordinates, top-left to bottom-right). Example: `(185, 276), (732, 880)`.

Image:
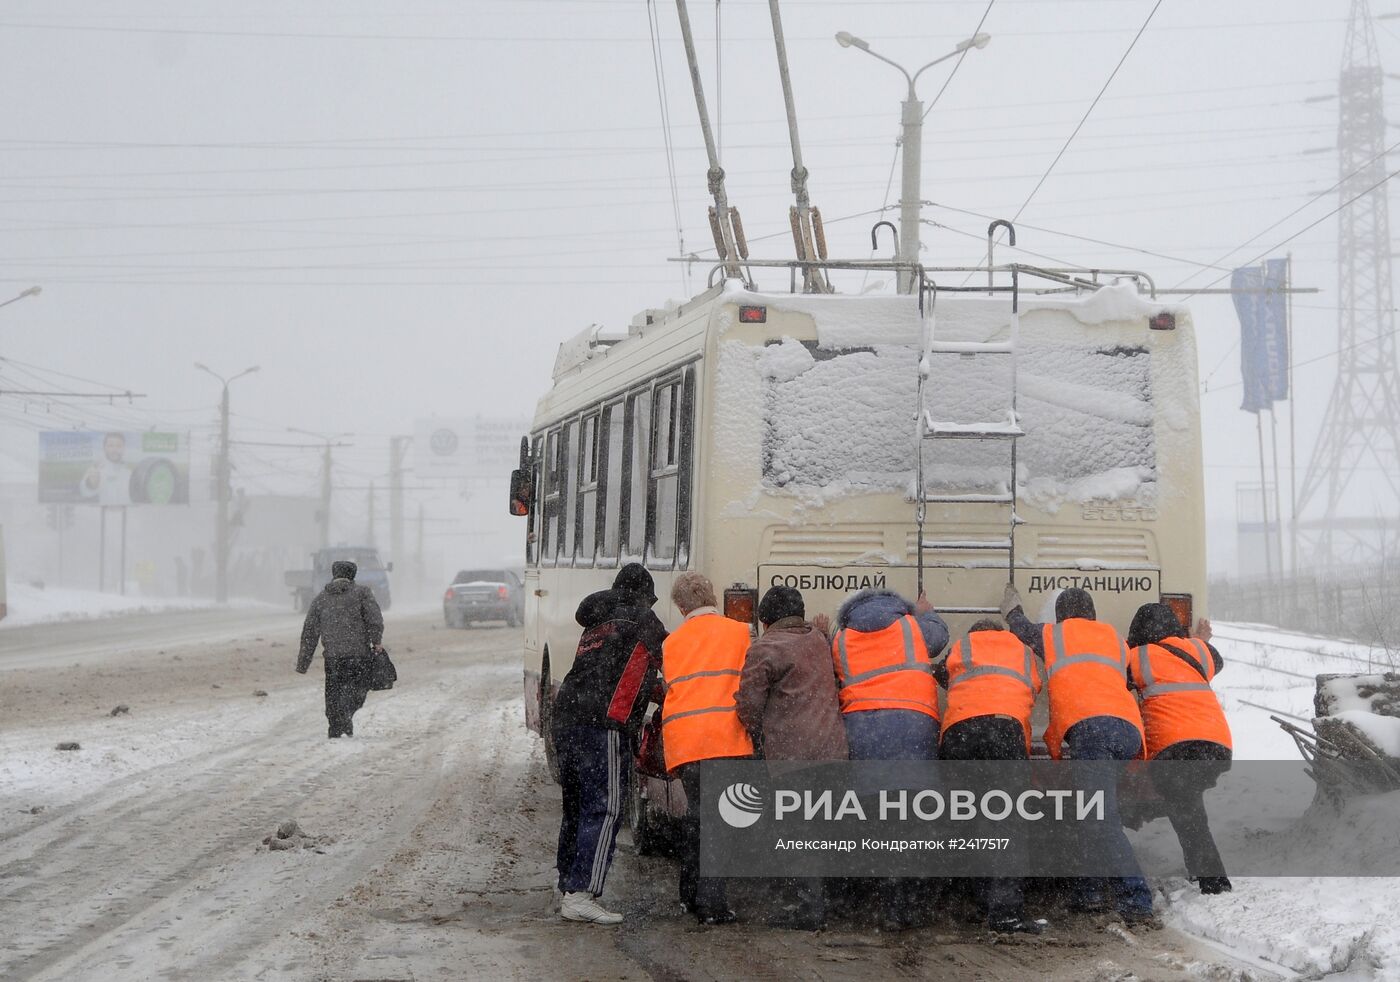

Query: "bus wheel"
(627, 779), (659, 856)
(541, 655), (560, 784)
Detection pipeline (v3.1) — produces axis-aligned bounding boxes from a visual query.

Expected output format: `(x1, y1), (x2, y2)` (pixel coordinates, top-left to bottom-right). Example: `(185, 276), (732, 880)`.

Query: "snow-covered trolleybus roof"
(519, 260), (1204, 695)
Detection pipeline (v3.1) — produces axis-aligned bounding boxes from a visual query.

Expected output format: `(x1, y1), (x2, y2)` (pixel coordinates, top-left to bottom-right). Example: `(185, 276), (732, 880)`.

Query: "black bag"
(369, 647), (398, 691)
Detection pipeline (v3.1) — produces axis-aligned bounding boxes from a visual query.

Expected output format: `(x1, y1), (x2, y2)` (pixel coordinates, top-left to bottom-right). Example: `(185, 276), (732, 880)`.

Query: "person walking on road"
(296, 559), (384, 739)
(829, 588), (949, 931)
(735, 585), (848, 930)
(1126, 604), (1233, 895)
(552, 563), (667, 926)
(1002, 585), (1154, 925)
(661, 572), (754, 925)
(935, 617), (1045, 934)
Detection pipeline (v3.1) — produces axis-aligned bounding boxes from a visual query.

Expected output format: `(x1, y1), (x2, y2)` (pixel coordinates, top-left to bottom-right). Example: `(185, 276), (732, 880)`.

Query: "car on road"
(443, 569), (524, 628)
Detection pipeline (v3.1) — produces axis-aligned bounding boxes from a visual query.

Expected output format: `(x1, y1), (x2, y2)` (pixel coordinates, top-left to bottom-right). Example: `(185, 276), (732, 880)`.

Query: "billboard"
(414, 416), (531, 480)
(39, 431), (192, 506)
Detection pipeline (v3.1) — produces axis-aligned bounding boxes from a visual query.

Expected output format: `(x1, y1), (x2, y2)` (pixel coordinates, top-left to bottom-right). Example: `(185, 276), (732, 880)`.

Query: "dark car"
(443, 569), (524, 628)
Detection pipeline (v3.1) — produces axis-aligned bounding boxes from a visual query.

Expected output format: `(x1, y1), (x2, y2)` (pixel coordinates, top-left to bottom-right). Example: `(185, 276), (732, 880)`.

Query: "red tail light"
(1162, 593), (1193, 633)
(724, 584), (758, 626)
(444, 588), (454, 601)
(498, 585), (509, 600)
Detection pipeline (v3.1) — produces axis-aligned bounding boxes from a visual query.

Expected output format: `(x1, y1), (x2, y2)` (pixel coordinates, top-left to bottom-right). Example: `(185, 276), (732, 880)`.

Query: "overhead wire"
(646, 0), (691, 294)
(1191, 135), (1400, 391)
(1009, 0), (1164, 226)
(922, 0), (996, 122)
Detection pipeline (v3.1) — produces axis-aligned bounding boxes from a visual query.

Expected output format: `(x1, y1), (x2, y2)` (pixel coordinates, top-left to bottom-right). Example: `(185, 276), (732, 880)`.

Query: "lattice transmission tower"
(1295, 0), (1400, 567)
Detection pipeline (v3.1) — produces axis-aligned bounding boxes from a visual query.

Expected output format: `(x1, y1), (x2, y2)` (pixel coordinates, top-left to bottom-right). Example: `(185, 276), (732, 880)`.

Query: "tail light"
(724, 584), (758, 626)
(498, 585), (509, 600)
(1161, 593), (1193, 633)
(443, 588), (454, 601)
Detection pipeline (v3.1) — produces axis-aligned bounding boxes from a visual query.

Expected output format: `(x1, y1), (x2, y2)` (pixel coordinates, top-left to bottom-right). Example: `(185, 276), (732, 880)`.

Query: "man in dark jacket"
(552, 563), (667, 926)
(735, 585), (847, 930)
(296, 560), (384, 739)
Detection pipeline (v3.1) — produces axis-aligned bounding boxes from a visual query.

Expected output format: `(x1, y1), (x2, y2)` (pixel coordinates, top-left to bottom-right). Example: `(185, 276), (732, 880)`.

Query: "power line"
(646, 0), (690, 295)
(922, 0), (996, 122)
(1010, 0), (1165, 225)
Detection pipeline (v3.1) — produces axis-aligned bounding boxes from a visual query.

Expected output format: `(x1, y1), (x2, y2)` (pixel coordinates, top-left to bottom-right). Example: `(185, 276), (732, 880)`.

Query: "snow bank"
(0, 582), (225, 629)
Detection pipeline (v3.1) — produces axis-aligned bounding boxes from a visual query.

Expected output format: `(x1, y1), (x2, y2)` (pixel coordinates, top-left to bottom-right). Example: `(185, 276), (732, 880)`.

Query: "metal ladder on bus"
(914, 221), (1022, 613)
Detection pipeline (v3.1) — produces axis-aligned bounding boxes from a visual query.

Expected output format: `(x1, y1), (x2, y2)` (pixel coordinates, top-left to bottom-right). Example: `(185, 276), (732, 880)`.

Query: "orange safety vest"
(942, 630), (1043, 751)
(831, 615), (939, 720)
(660, 613), (755, 771)
(1128, 636), (1232, 758)
(1042, 618), (1145, 760)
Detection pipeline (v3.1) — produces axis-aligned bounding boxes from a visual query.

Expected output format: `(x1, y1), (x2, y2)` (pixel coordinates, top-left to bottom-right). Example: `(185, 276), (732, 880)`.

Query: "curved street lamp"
(836, 31), (991, 291)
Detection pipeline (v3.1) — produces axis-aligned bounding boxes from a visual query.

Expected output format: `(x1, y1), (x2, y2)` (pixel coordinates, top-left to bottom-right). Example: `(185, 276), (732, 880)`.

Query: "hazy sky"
(0, 0), (1387, 573)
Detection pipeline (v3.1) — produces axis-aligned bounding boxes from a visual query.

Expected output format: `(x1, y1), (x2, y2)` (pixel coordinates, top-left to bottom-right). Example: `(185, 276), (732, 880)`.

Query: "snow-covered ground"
(0, 581), (275, 629)
(1, 580), (212, 628)
(1144, 620), (1400, 980)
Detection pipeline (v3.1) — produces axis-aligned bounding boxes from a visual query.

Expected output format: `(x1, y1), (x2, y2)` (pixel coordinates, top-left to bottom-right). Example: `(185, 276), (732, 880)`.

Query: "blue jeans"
(1064, 716), (1152, 915)
(843, 708), (940, 760)
(844, 709), (939, 927)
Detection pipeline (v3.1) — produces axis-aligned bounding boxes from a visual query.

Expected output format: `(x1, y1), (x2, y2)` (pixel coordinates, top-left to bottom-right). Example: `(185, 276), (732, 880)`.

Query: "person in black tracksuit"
(552, 564), (667, 925)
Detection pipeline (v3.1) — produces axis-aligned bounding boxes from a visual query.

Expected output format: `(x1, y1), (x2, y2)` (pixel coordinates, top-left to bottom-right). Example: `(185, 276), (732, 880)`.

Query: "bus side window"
(649, 377), (681, 566)
(527, 435), (543, 566)
(625, 388), (651, 561)
(598, 401), (625, 565)
(542, 428), (563, 564)
(576, 412), (600, 567)
(564, 418), (580, 565)
(676, 368), (696, 568)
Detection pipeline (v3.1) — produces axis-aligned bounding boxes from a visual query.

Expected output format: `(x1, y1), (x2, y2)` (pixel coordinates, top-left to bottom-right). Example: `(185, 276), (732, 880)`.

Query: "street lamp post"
(196, 362), (259, 603)
(288, 427), (353, 550)
(836, 31), (991, 292)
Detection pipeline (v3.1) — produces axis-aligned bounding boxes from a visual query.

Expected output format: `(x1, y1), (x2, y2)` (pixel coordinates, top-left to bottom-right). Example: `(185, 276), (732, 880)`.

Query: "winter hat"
(1127, 602), (1184, 648)
(613, 562), (657, 606)
(1054, 587), (1096, 622)
(758, 585), (805, 626)
(331, 560), (358, 581)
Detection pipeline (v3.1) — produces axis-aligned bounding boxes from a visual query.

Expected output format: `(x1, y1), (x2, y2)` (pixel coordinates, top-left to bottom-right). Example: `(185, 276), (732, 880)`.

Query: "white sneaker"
(560, 891), (623, 925)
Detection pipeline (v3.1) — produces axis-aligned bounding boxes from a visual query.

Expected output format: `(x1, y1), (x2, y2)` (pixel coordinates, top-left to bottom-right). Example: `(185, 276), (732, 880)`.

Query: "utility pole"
(320, 442), (332, 549)
(286, 428), (353, 550)
(1295, 0), (1400, 567)
(195, 362), (258, 603)
(417, 502), (426, 587)
(366, 481), (376, 546)
(217, 383), (230, 601)
(389, 435), (411, 565)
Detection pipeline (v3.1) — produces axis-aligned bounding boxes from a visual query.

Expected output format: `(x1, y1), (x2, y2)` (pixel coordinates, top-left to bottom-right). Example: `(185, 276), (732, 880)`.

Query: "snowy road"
(0, 609), (1276, 981)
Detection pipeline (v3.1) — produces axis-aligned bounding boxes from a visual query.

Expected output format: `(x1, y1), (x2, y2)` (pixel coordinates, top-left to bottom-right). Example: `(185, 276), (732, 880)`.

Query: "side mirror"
(386, 561), (394, 573)
(509, 468), (532, 517)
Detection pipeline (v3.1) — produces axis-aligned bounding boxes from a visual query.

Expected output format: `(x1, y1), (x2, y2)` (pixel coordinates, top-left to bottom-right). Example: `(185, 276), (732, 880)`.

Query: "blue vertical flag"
(1232, 258), (1290, 413)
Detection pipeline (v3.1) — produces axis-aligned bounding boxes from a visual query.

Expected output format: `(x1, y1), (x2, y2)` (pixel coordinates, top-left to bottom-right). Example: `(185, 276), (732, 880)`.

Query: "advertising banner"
(414, 416), (531, 479)
(1233, 258), (1290, 413)
(38, 431), (191, 506)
